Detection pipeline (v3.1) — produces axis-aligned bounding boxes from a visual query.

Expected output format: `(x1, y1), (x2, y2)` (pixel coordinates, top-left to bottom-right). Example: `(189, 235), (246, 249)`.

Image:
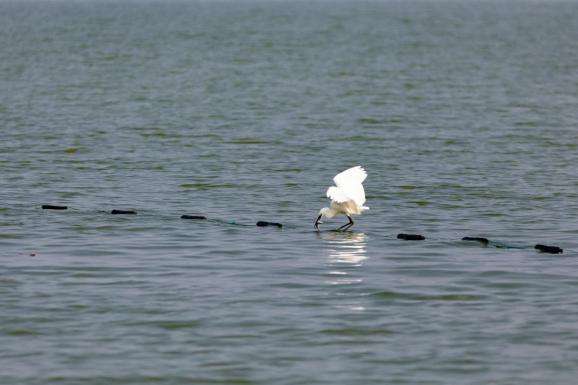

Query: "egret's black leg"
(337, 216), (354, 231)
(345, 216), (354, 230)
(337, 222), (349, 230)
(314, 214), (322, 231)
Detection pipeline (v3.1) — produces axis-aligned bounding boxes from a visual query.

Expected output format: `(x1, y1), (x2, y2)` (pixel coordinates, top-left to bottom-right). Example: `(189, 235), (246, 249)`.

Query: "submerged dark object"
(397, 233), (425, 241)
(535, 244), (563, 254)
(42, 205), (67, 210)
(110, 209), (137, 215)
(462, 237), (490, 245)
(256, 221), (283, 228)
(181, 215), (207, 220)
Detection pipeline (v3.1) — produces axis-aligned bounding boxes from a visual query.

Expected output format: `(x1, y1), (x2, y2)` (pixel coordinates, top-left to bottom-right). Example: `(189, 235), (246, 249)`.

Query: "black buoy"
(462, 237), (490, 245)
(535, 244), (563, 254)
(42, 205), (67, 210)
(397, 233), (425, 241)
(181, 215), (207, 220)
(256, 221), (283, 228)
(111, 209), (137, 215)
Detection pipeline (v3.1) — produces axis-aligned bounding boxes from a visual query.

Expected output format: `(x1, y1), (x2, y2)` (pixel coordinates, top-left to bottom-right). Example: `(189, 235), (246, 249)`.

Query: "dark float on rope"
(111, 209), (137, 215)
(535, 244), (563, 254)
(42, 205), (67, 210)
(181, 215), (207, 220)
(462, 237), (490, 245)
(256, 221), (283, 228)
(397, 233), (425, 241)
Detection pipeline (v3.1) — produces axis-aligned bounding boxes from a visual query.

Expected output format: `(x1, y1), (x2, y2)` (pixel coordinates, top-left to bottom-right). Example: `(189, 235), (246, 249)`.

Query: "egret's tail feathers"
(362, 206), (370, 211)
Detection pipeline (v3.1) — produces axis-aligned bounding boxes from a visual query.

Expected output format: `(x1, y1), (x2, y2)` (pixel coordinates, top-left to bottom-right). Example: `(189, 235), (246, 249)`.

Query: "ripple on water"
(372, 291), (485, 302)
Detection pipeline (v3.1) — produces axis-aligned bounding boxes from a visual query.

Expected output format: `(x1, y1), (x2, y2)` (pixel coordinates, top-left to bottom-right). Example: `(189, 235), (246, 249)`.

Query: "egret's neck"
(322, 207), (338, 219)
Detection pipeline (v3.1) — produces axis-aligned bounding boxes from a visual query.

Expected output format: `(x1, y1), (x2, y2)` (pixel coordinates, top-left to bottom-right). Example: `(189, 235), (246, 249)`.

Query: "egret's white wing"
(332, 166), (367, 206)
(333, 166), (367, 187)
(326, 186), (349, 203)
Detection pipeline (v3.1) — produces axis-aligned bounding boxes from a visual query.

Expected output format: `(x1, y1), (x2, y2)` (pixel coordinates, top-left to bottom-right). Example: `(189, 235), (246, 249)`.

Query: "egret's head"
(318, 207), (333, 218)
(315, 207), (334, 231)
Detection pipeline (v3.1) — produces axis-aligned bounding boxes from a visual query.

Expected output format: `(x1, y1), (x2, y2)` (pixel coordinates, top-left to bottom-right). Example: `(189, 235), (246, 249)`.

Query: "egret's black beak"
(314, 214), (322, 231)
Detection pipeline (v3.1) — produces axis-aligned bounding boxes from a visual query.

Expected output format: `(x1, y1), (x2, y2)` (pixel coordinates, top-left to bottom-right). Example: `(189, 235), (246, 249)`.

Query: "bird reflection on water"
(318, 231), (368, 290)
(319, 231), (368, 266)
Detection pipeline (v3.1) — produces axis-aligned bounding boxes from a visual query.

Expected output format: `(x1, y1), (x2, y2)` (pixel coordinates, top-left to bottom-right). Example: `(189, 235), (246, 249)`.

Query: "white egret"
(315, 166), (369, 231)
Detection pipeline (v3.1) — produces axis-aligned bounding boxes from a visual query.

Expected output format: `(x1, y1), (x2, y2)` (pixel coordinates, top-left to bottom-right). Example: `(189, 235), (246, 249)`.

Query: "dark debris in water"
(181, 215), (207, 220)
(256, 221), (283, 228)
(111, 209), (137, 215)
(462, 237), (490, 245)
(535, 244), (563, 254)
(397, 233), (425, 241)
(42, 205), (67, 210)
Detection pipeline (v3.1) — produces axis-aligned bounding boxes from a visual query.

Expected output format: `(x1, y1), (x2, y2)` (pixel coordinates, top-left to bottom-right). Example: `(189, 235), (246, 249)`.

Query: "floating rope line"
(38, 204), (567, 254)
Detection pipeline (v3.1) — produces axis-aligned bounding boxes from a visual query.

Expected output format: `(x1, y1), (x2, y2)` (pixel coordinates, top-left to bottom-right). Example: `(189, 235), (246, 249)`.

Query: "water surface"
(1, 1), (578, 384)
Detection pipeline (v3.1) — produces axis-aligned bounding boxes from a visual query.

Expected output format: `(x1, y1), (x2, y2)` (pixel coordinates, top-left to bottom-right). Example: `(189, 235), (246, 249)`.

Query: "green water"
(1, 1), (578, 384)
